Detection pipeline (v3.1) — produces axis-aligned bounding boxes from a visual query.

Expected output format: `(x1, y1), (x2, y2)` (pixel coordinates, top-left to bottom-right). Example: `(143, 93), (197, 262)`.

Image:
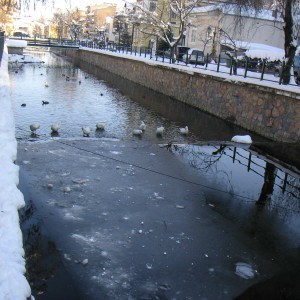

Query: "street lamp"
(98, 26), (105, 46)
(117, 20), (121, 46)
(130, 16), (140, 49)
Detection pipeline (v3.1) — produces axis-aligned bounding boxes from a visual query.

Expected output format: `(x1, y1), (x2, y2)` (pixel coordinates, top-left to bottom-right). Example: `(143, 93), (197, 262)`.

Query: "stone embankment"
(56, 48), (300, 143)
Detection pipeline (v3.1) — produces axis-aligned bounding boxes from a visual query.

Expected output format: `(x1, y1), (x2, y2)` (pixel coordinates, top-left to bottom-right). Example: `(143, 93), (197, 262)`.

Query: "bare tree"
(66, 8), (82, 41)
(232, 0), (300, 84)
(0, 0), (17, 30)
(133, 0), (201, 58)
(114, 13), (131, 46)
(52, 10), (66, 39)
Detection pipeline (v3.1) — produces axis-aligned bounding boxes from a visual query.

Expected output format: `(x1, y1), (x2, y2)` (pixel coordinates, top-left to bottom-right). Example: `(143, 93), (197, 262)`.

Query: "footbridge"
(11, 37), (79, 49)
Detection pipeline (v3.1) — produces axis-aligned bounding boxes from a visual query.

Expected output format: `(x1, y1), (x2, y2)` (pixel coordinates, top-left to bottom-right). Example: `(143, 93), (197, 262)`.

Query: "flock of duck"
(29, 121), (252, 144)
(29, 120), (190, 138)
(28, 76), (251, 143)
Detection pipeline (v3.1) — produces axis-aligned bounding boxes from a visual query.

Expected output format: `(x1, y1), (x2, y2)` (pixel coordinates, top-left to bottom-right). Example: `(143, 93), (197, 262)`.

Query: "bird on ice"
(96, 122), (105, 130)
(133, 129), (143, 136)
(139, 121), (146, 131)
(82, 126), (91, 137)
(51, 124), (60, 133)
(156, 126), (165, 136)
(179, 126), (189, 135)
(30, 124), (40, 134)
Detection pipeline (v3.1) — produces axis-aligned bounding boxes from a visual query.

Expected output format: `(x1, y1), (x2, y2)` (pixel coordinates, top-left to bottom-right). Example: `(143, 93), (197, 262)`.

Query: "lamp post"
(98, 26), (105, 46)
(117, 20), (121, 46)
(131, 22), (135, 48)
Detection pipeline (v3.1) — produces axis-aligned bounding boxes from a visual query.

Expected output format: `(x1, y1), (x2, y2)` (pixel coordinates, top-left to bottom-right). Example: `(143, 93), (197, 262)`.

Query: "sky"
(27, 0), (127, 18)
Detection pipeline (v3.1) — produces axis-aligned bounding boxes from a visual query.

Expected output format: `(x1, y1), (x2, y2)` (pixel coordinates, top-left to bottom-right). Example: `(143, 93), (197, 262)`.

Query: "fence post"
(282, 173), (288, 193)
(247, 153), (252, 172)
(279, 61), (285, 85)
(260, 60), (266, 81)
(217, 54), (220, 72)
(194, 53), (198, 68)
(244, 57), (248, 78)
(229, 58), (233, 75)
(232, 147), (236, 163)
(0, 32), (5, 66)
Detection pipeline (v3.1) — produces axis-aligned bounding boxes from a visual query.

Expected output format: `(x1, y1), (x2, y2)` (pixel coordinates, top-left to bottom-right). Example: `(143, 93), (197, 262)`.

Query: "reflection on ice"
(170, 143), (300, 217)
(235, 262), (257, 279)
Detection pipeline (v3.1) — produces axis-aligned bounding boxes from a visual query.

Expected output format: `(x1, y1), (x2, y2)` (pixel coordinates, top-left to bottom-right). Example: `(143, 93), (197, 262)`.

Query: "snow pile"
(244, 43), (284, 61)
(0, 45), (32, 299)
(6, 39), (27, 48)
(231, 135), (253, 144)
(9, 53), (44, 64)
(221, 40), (285, 61)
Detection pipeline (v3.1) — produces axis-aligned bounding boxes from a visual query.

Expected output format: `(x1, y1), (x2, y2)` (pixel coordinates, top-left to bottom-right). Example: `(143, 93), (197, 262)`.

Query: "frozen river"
(10, 50), (300, 300)
(10, 50), (260, 143)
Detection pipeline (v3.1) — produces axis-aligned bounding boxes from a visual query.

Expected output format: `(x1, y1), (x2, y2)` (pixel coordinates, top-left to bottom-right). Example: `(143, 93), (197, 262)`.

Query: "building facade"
(185, 5), (284, 59)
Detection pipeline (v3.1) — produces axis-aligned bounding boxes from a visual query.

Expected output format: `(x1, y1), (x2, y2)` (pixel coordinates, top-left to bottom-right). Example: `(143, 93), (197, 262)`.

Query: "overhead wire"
(15, 126), (300, 213)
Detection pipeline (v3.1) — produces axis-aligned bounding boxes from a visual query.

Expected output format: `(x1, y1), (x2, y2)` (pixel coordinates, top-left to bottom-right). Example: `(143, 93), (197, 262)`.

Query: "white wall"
(185, 8), (284, 55)
(222, 14), (284, 49)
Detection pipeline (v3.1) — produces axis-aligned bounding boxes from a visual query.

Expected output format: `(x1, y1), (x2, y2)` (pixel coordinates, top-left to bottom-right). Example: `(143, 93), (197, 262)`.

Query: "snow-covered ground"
(0, 46), (32, 300)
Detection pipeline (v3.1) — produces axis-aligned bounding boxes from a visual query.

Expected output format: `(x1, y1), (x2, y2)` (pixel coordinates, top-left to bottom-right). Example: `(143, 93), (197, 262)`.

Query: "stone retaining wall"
(56, 48), (300, 142)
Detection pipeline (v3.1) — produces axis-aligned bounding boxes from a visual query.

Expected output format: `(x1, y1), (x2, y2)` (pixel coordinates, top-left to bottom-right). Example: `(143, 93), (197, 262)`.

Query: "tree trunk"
(256, 162), (276, 206)
(282, 0), (296, 85)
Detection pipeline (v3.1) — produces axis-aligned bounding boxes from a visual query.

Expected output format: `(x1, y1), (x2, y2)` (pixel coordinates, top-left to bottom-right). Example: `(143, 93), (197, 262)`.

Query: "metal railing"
(176, 143), (300, 206)
(9, 36), (80, 48)
(0, 32), (5, 66)
(77, 42), (299, 88)
(216, 145), (300, 200)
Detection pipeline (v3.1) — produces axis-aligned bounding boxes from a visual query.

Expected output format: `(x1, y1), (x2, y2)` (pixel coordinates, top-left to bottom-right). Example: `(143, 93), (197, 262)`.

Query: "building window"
(191, 29), (197, 43)
(170, 5), (178, 20)
(149, 0), (157, 12)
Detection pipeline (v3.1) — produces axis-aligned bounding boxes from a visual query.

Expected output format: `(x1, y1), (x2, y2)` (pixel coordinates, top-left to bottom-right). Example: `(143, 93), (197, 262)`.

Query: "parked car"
(13, 31), (30, 38)
(274, 55), (300, 85)
(182, 48), (205, 65)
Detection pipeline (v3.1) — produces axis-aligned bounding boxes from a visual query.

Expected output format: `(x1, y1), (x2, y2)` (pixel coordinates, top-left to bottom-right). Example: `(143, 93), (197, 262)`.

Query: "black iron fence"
(0, 32), (5, 66)
(216, 145), (300, 200)
(3, 37), (298, 87)
(77, 42), (298, 88)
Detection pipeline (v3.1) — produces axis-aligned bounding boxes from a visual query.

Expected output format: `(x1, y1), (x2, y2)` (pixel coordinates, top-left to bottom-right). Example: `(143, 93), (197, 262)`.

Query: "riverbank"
(0, 46), (32, 299)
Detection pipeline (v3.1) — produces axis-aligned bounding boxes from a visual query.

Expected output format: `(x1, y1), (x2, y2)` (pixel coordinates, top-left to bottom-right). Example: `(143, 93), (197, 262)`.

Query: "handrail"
(77, 41), (299, 88)
(0, 32), (5, 66)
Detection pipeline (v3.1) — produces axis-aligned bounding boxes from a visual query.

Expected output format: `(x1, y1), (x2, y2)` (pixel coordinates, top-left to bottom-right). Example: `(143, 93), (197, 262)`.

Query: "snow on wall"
(0, 45), (32, 300)
(6, 39), (28, 48)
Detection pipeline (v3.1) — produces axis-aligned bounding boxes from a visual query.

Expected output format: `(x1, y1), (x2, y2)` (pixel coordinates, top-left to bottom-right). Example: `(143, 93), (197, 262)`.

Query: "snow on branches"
(132, 0), (201, 49)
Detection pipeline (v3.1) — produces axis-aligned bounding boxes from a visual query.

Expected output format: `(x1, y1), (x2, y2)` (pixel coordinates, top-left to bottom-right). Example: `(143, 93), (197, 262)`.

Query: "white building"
(185, 5), (284, 59)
